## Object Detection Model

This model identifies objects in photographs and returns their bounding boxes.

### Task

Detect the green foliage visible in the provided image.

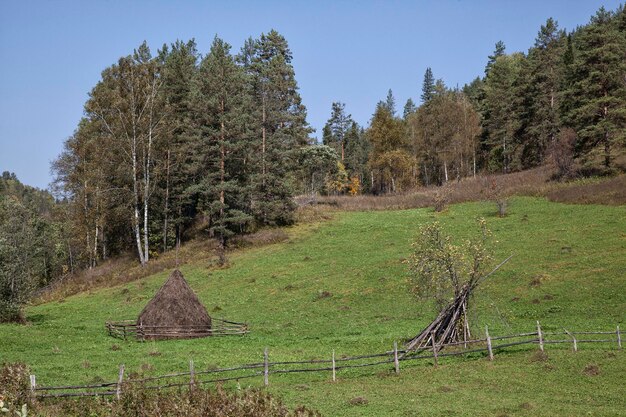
[191,37,254,262]
[322,102,352,161]
[421,67,435,103]
[406,219,492,308]
[297,145,339,195]
[563,6,626,168]
[241,30,312,227]
[0,176,67,322]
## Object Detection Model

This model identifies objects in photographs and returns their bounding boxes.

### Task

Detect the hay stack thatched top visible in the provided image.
[138,269,211,340]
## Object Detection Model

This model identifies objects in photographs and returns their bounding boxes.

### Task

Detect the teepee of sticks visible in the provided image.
[404,255,513,353]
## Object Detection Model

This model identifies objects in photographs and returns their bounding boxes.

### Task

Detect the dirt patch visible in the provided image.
[530,351,549,362]
[349,396,369,406]
[315,290,333,300]
[583,364,600,376]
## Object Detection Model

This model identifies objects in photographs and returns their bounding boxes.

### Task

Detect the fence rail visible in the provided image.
[33,323,622,399]
[105,318,249,341]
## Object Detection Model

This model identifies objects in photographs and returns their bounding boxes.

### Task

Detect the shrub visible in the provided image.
[48,384,321,417]
[0,362,32,409]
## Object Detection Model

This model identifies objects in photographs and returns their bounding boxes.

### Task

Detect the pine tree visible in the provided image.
[322,102,353,161]
[159,39,199,251]
[482,53,525,172]
[343,121,370,191]
[485,41,506,75]
[523,18,566,166]
[421,67,435,103]
[240,30,312,226]
[192,37,253,264]
[385,89,396,115]
[566,7,626,167]
[403,98,417,118]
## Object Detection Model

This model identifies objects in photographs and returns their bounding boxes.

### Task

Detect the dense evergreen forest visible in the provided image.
[1,6,625,321]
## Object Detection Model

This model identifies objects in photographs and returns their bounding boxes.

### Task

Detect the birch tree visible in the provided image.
[85,42,165,266]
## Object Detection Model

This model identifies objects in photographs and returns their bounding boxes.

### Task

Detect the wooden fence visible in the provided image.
[33,322,622,399]
[105,318,249,341]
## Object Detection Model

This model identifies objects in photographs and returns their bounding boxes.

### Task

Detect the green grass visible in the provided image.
[1,197,625,416]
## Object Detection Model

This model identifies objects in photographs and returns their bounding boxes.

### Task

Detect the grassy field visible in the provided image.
[1,197,625,416]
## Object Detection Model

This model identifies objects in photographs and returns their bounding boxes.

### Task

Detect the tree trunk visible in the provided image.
[132,136,146,267]
[163,149,170,252]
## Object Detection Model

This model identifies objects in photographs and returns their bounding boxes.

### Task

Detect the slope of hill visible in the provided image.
[1,197,624,416]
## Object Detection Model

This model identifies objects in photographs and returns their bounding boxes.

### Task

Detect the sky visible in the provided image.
[0,0,622,190]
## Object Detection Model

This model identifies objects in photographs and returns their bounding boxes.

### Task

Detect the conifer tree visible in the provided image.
[485,41,506,75]
[159,40,199,250]
[566,7,626,167]
[523,18,566,166]
[192,37,253,264]
[385,89,396,115]
[322,102,353,161]
[240,30,312,226]
[403,98,417,119]
[421,67,435,103]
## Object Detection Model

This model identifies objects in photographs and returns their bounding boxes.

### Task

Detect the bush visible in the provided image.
[0,362,32,410]
[45,384,321,417]
[0,299,24,324]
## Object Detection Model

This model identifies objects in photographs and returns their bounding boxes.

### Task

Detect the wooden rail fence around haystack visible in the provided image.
[32,322,622,399]
[105,318,249,341]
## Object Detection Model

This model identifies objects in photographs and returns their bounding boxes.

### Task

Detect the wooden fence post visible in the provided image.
[332,350,336,382]
[536,321,544,352]
[617,325,622,350]
[485,326,494,361]
[29,374,36,398]
[431,332,438,367]
[393,341,400,374]
[189,360,195,390]
[563,329,577,352]
[116,364,125,400]
[264,348,269,386]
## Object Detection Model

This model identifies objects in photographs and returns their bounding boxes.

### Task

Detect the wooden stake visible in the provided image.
[564,329,577,352]
[29,375,36,397]
[263,348,269,386]
[536,321,544,352]
[332,350,336,382]
[431,332,438,367]
[617,326,622,350]
[485,326,494,361]
[116,364,125,400]
[393,342,400,374]
[189,360,195,390]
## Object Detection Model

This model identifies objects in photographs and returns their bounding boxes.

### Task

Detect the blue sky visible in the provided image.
[0,0,622,189]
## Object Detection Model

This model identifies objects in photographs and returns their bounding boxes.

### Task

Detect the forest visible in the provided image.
[1,5,624,322]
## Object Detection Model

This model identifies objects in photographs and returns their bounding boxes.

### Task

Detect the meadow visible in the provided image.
[1,197,625,416]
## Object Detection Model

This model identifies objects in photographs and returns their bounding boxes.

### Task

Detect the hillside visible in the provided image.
[1,197,625,416]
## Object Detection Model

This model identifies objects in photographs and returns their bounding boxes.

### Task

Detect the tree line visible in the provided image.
[321,5,625,193]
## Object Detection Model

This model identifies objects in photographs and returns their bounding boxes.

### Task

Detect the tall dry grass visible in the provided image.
[308,167,625,211]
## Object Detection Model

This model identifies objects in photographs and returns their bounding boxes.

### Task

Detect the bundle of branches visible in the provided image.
[404,255,512,353]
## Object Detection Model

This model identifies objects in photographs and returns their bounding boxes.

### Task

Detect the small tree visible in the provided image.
[404,219,497,350]
[406,219,492,309]
[0,198,38,323]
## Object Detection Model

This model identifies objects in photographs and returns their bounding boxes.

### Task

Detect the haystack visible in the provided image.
[137,269,211,340]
